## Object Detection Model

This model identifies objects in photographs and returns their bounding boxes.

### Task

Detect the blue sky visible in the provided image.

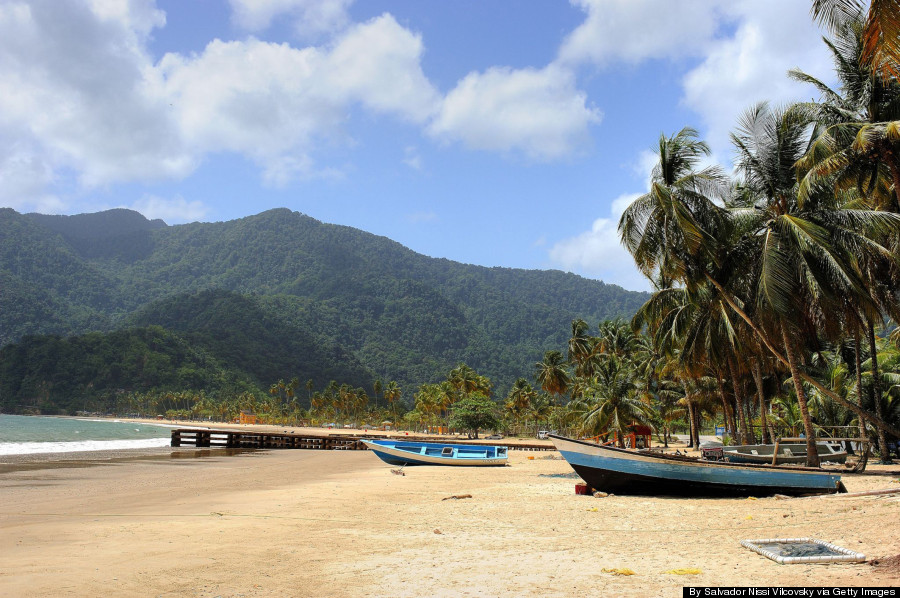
[0,0,836,291]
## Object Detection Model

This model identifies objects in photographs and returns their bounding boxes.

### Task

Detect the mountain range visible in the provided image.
[0,207,649,413]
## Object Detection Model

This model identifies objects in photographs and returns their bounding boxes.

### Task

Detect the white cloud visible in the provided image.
[156,14,438,180]
[129,194,208,224]
[0,1,191,194]
[681,1,834,160]
[0,144,63,213]
[558,0,723,66]
[228,0,352,39]
[429,65,601,160]
[0,5,440,211]
[548,210,650,292]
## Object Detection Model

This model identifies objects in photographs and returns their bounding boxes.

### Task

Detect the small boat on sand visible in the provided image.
[361,439,508,466]
[550,434,845,497]
[723,442,847,465]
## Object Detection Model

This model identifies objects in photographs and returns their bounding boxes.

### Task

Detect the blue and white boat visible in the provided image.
[550,434,845,497]
[361,439,508,466]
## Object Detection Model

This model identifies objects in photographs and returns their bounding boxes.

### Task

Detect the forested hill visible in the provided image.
[0,207,649,413]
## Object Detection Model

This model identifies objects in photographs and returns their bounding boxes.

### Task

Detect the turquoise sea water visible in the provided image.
[0,414,173,455]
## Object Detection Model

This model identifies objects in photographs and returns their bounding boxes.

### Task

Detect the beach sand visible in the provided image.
[1,438,899,597]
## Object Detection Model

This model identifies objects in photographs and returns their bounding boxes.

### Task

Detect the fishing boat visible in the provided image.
[723,442,848,465]
[550,434,845,497]
[360,439,508,466]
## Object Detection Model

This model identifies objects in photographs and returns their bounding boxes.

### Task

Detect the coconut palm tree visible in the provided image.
[618,128,729,290]
[569,355,651,447]
[811,0,900,82]
[505,378,536,433]
[535,350,570,405]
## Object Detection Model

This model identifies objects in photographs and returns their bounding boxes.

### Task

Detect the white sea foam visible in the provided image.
[0,437,172,456]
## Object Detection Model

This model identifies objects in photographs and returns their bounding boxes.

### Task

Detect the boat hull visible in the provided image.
[361,440,508,467]
[723,443,847,465]
[550,435,844,497]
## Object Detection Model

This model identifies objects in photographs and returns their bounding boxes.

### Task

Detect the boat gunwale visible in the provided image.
[548,434,844,474]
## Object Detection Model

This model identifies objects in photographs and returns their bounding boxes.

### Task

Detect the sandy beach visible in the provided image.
[1,431,899,597]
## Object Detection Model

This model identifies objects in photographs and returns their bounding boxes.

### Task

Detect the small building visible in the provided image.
[239,411,258,425]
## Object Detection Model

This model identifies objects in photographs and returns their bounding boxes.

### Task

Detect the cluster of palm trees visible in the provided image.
[615,5,900,466]
[408,364,493,432]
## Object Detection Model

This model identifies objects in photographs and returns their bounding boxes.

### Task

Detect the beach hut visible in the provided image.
[239,411,258,425]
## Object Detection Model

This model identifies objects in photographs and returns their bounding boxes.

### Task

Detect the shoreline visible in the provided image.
[1,444,899,596]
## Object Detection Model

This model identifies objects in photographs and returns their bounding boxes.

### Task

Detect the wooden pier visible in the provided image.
[170,429,554,451]
[170,429,365,450]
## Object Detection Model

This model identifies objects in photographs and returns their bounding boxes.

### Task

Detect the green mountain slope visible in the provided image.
[0,207,649,413]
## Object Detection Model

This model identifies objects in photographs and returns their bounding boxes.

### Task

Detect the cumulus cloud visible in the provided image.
[228,0,352,39]
[681,1,834,160]
[0,144,63,213]
[155,14,438,179]
[558,0,723,66]
[429,65,601,160]
[0,4,440,211]
[548,192,650,292]
[0,1,191,191]
[129,193,208,223]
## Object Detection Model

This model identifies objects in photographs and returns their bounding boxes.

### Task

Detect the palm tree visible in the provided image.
[618,127,729,289]
[384,381,402,429]
[505,378,536,434]
[449,364,480,398]
[569,355,651,447]
[535,351,570,405]
[811,0,900,82]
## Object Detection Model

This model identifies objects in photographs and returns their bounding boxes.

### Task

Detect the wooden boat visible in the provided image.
[549,434,845,497]
[360,439,508,466]
[723,442,847,465]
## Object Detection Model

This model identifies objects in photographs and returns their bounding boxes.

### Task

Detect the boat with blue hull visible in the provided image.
[361,439,508,466]
[550,434,845,497]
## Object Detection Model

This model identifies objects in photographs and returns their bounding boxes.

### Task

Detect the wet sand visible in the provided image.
[1,444,898,597]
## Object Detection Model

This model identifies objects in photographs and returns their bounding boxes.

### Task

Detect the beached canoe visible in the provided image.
[723,442,848,465]
[550,434,845,497]
[361,439,508,466]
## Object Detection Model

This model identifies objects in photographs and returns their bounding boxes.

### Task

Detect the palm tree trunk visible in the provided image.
[867,321,893,463]
[684,388,696,449]
[715,375,737,442]
[852,325,868,455]
[751,360,772,444]
[728,357,750,444]
[692,401,702,448]
[705,274,900,438]
[781,327,820,467]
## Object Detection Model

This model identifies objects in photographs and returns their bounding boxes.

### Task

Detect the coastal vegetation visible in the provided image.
[1,1,898,468]
[0,208,647,415]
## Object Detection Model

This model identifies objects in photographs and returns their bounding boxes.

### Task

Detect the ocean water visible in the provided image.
[0,414,173,456]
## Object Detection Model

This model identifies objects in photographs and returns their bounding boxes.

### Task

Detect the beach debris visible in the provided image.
[772,494,792,500]
[575,483,593,495]
[601,568,635,576]
[664,568,702,575]
[442,494,473,501]
[587,507,598,512]
[746,496,758,501]
[593,491,609,498]
[868,554,900,574]
[390,468,406,476]
[433,529,442,534]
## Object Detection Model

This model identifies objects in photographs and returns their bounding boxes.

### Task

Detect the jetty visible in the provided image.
[170,428,553,451]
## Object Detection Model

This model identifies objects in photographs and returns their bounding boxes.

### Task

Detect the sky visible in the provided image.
[0,0,838,292]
